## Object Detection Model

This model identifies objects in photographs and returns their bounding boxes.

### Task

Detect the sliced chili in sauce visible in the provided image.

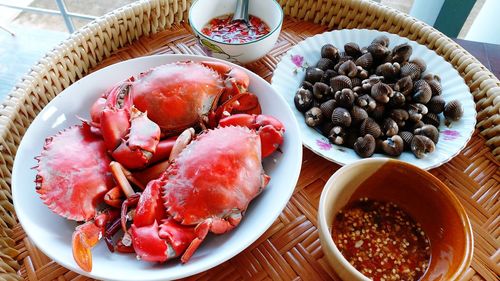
[201,14,271,44]
[332,198,431,281]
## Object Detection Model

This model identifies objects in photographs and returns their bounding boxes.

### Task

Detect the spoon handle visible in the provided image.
[233,0,250,22]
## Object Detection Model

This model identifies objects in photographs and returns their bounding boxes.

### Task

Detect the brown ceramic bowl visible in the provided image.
[318,158,473,280]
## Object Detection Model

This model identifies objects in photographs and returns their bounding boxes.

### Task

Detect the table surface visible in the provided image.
[5,18,500,281]
[454,38,500,78]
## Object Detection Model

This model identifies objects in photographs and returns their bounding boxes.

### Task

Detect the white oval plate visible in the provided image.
[272,29,476,170]
[12,54,302,281]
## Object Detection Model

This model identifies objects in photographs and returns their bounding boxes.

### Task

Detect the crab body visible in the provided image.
[92,61,253,137]
[35,123,114,221]
[128,115,283,263]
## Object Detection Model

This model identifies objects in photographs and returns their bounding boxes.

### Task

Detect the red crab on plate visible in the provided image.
[29,57,299,275]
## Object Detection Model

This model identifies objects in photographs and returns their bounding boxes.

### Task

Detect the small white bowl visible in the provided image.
[189,0,283,64]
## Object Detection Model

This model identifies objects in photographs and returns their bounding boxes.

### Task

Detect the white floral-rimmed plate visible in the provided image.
[12,54,302,281]
[271,29,476,170]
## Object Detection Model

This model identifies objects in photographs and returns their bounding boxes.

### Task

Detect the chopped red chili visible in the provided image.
[201,14,270,44]
[332,198,431,281]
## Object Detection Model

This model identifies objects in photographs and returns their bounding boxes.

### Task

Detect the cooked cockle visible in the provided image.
[376,62,400,80]
[357,94,377,112]
[335,54,354,71]
[391,43,412,64]
[305,67,324,84]
[354,134,376,158]
[382,118,399,137]
[329,126,347,145]
[320,121,334,135]
[344,127,360,148]
[350,106,369,126]
[408,103,428,123]
[411,58,427,72]
[422,112,440,128]
[316,58,335,71]
[399,130,414,149]
[355,52,373,69]
[410,120,425,132]
[320,99,337,119]
[305,107,323,127]
[372,35,390,47]
[444,100,463,122]
[368,43,390,60]
[351,77,362,88]
[390,109,409,128]
[330,75,353,93]
[360,117,382,139]
[394,76,413,96]
[322,69,337,84]
[294,88,314,112]
[427,96,445,114]
[400,61,422,81]
[313,82,330,100]
[411,135,436,159]
[331,107,352,127]
[412,80,432,104]
[388,91,406,108]
[414,125,439,144]
[321,44,340,62]
[335,88,356,108]
[382,135,404,156]
[344,42,362,58]
[338,60,358,77]
[371,102,386,120]
[423,74,442,96]
[301,80,313,91]
[358,68,369,80]
[371,82,394,103]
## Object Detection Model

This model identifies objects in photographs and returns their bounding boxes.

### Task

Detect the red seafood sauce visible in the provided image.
[201,14,270,44]
[332,198,431,281]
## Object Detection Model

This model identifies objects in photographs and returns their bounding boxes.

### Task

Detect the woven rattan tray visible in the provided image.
[1,0,498,280]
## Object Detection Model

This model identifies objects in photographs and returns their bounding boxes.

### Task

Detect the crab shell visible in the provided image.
[35,123,114,221]
[103,61,250,136]
[162,126,269,226]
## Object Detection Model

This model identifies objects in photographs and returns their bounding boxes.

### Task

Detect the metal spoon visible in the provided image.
[232,0,250,23]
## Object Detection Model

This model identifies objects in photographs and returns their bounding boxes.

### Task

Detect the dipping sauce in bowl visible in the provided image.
[333,198,431,280]
[318,158,473,281]
[189,0,283,64]
[201,14,271,44]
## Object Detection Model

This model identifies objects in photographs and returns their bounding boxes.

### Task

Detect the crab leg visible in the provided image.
[219,114,285,157]
[110,162,137,197]
[181,215,242,263]
[103,186,124,208]
[94,82,162,170]
[72,210,119,272]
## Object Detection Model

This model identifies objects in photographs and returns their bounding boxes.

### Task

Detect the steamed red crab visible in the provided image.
[34,60,285,272]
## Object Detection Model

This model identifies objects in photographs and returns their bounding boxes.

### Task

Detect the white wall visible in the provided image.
[464,0,500,44]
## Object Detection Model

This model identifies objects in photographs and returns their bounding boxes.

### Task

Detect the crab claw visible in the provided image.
[110,108,161,169]
[103,186,124,208]
[218,114,285,157]
[129,180,197,262]
[201,61,249,91]
[130,218,197,262]
[72,210,119,272]
[97,83,161,170]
